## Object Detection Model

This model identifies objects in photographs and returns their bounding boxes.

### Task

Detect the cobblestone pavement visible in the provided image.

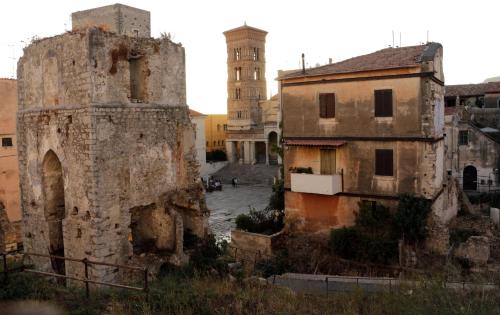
[206,183,272,240]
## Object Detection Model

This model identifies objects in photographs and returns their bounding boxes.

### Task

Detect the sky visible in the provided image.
[0,0,498,114]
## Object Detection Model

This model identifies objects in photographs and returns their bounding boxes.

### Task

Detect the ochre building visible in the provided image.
[279,43,457,234]
[205,114,227,152]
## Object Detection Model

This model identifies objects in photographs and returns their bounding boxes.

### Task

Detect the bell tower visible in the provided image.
[224,24,267,131]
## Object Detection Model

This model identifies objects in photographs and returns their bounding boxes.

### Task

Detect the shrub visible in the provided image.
[206,150,227,162]
[269,179,284,211]
[449,228,480,246]
[289,166,313,174]
[393,194,431,244]
[235,207,284,235]
[329,227,397,264]
[355,202,392,236]
[189,234,228,273]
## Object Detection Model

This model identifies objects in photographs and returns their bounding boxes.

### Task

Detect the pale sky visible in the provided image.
[0,0,498,114]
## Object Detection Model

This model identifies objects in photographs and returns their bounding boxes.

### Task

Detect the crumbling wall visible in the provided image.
[17,24,207,283]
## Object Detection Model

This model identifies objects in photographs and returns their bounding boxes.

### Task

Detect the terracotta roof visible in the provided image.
[280,42,442,80]
[284,139,347,147]
[445,82,500,97]
[223,24,267,35]
[189,109,205,117]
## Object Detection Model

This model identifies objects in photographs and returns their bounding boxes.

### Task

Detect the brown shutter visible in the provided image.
[319,94,327,118]
[375,149,393,176]
[327,93,335,118]
[375,89,393,117]
[321,149,336,175]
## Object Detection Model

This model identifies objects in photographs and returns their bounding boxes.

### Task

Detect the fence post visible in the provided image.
[83,258,90,299]
[144,268,149,302]
[325,277,329,297]
[2,254,7,281]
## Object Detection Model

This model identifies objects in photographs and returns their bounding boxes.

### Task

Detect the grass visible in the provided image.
[1,271,499,315]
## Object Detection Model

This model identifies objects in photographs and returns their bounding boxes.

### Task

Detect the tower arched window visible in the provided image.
[252,48,259,61]
[235,67,241,81]
[253,67,260,80]
[235,88,241,100]
[234,48,241,61]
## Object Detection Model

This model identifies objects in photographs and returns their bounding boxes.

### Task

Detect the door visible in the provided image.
[463,165,477,191]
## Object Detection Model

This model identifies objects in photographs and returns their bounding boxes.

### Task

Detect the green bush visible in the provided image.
[289,166,313,174]
[206,150,227,162]
[393,194,431,244]
[329,227,398,264]
[355,202,393,236]
[189,234,228,273]
[268,179,284,211]
[235,207,284,235]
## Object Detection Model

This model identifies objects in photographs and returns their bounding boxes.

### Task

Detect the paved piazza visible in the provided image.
[206,184,273,240]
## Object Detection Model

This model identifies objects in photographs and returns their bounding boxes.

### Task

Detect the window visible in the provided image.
[234,48,241,61]
[217,124,221,131]
[129,58,145,101]
[320,149,336,175]
[237,111,242,119]
[2,137,13,147]
[223,124,228,131]
[252,48,259,61]
[213,141,216,146]
[459,130,469,145]
[206,141,209,146]
[235,67,241,81]
[375,149,393,176]
[235,88,241,100]
[374,89,393,117]
[253,67,260,80]
[319,93,335,118]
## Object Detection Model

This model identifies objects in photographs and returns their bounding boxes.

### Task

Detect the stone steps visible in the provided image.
[210,163,279,185]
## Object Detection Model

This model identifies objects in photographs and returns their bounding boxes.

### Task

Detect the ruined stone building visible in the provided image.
[444,82,500,192]
[279,43,457,234]
[0,78,22,251]
[17,4,208,282]
[224,25,280,165]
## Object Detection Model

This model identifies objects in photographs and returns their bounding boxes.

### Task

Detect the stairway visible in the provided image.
[210,163,279,185]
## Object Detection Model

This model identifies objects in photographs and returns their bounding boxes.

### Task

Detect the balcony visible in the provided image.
[291,173,343,195]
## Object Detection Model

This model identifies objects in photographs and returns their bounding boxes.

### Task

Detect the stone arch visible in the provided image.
[463,165,477,191]
[42,150,66,275]
[268,131,278,164]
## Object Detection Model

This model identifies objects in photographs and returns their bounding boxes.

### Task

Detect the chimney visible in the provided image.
[328,58,332,64]
[301,53,305,74]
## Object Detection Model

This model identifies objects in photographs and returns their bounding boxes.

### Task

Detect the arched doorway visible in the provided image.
[42,150,66,275]
[268,131,278,164]
[463,165,477,191]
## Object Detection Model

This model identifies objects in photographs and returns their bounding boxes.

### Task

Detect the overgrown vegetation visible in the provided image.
[329,194,432,264]
[235,207,284,235]
[450,228,481,246]
[468,192,500,208]
[206,150,227,162]
[268,179,284,211]
[1,271,499,314]
[289,166,313,174]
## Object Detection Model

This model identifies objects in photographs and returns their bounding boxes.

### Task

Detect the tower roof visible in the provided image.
[223,24,267,35]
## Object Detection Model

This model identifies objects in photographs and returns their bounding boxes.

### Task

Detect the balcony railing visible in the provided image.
[291,173,343,195]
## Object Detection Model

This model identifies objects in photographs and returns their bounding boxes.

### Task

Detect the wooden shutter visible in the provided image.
[319,94,327,118]
[321,149,336,175]
[375,149,393,176]
[326,93,335,118]
[319,93,335,118]
[375,89,393,117]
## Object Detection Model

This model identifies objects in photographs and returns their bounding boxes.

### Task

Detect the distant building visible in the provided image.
[223,24,280,165]
[444,82,500,192]
[0,79,21,223]
[205,114,228,153]
[189,109,207,173]
[279,43,457,233]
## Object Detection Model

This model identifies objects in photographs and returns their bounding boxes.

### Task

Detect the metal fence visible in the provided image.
[1,251,149,299]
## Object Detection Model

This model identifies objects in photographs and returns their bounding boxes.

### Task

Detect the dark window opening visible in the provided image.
[2,137,13,147]
[459,130,469,145]
[129,57,146,102]
[235,48,241,61]
[375,149,393,176]
[235,88,241,100]
[252,48,259,61]
[235,67,241,81]
[375,89,393,117]
[319,93,335,118]
[223,124,228,131]
[445,97,456,107]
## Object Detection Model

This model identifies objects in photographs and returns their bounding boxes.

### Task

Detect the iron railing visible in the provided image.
[1,251,149,299]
